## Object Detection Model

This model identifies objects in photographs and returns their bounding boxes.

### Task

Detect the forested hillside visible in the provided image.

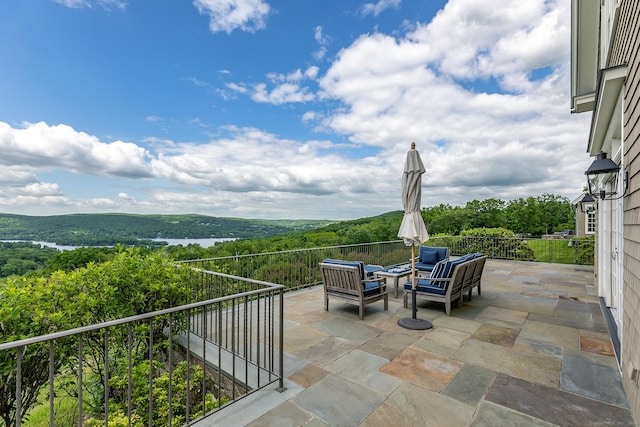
[0,213,330,245]
[0,194,576,277]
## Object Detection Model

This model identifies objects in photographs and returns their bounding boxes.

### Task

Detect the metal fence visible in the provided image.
[427,236,595,265]
[0,269,285,427]
[181,240,413,291]
[181,238,594,293]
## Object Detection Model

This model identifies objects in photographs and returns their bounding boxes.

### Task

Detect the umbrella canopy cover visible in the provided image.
[398,144,429,246]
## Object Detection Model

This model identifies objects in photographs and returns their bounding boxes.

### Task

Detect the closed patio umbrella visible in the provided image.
[397,142,432,330]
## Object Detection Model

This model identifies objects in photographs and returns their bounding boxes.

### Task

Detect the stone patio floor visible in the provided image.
[201,259,636,427]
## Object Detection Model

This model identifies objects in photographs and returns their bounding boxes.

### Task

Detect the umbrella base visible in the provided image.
[397,317,433,330]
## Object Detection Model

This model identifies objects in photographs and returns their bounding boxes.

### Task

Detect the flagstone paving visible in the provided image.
[200,259,636,426]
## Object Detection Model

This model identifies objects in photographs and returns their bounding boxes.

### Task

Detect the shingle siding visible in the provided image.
[620,0,640,420]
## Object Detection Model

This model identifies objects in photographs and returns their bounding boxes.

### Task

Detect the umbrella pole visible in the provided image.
[398,244,433,330]
[411,245,417,319]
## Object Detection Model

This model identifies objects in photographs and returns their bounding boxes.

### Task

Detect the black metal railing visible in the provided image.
[0,269,284,426]
[181,238,594,294]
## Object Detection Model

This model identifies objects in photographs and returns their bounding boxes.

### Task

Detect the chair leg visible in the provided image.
[445,301,451,316]
[384,294,388,311]
[478,283,481,295]
[325,295,329,312]
[359,305,364,320]
[403,293,408,309]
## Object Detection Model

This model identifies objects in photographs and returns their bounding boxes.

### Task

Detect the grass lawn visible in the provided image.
[23,374,80,427]
[526,239,577,264]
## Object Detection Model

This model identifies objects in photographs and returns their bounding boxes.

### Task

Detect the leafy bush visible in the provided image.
[85,361,225,427]
[572,236,595,265]
[431,228,535,261]
[1,248,203,425]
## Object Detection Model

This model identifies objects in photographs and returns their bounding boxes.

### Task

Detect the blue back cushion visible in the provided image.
[323,259,365,280]
[419,247,439,264]
[419,247,449,264]
[429,259,447,279]
[430,258,465,289]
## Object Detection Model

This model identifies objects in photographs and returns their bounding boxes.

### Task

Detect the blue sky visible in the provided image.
[0,0,591,220]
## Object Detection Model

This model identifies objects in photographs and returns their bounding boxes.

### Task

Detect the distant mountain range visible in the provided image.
[0,213,332,246]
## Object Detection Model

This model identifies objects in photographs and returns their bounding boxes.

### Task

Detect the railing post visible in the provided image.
[276,287,286,392]
[16,347,22,427]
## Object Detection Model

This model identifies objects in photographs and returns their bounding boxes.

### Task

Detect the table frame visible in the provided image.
[374,265,413,298]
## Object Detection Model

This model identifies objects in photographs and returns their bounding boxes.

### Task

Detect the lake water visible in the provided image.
[1,238,236,251]
[148,238,236,247]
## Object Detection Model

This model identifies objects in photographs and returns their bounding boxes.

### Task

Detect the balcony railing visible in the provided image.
[181,238,594,291]
[180,240,413,291]
[0,269,285,426]
[428,236,595,265]
[0,237,594,425]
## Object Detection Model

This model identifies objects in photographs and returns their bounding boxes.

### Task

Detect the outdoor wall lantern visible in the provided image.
[584,151,628,201]
[579,193,596,213]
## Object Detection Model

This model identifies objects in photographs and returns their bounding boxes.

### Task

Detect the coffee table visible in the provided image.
[374,264,413,298]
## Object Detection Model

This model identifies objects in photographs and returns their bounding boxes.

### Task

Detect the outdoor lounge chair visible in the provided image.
[319,261,388,320]
[403,257,470,315]
[466,255,487,299]
[414,246,450,275]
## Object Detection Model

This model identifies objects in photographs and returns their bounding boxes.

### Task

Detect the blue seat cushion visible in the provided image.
[415,262,435,272]
[404,279,447,295]
[363,281,386,297]
[364,264,384,277]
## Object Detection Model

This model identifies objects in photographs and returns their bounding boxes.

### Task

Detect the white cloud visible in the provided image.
[312,0,590,207]
[407,0,567,83]
[313,25,332,60]
[193,0,270,34]
[88,198,119,209]
[0,120,399,219]
[19,183,63,197]
[230,67,319,105]
[226,82,248,93]
[53,0,127,10]
[362,0,401,17]
[0,121,153,178]
[252,83,315,104]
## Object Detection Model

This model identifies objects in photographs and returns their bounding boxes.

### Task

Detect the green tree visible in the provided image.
[536,193,574,234]
[504,197,542,236]
[465,198,506,229]
[0,248,201,424]
[0,275,82,425]
[44,246,119,272]
[423,204,472,235]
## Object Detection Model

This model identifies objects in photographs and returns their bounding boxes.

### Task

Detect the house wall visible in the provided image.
[576,209,586,236]
[575,208,591,237]
[613,1,640,419]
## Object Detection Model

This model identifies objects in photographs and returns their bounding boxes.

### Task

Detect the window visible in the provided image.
[586,209,596,234]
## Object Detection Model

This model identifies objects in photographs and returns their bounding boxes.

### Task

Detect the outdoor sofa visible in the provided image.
[319,259,388,320]
[404,252,486,315]
[414,246,450,275]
